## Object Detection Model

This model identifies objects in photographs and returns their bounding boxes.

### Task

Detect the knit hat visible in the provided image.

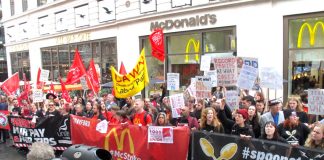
[284,109,297,120]
[237,109,248,120]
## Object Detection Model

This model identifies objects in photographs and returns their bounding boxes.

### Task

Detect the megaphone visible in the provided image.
[61,145,112,160]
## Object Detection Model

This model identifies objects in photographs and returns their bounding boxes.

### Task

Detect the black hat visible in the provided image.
[46,93,57,99]
[268,98,281,106]
[284,109,297,119]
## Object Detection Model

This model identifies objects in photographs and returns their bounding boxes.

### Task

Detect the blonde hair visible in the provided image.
[304,124,324,149]
[200,108,222,131]
[285,96,304,112]
[27,142,55,160]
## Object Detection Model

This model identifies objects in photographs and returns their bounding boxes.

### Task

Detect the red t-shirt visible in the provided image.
[132,111,152,126]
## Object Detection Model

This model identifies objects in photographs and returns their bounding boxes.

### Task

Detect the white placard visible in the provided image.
[33,89,44,102]
[96,120,108,134]
[200,55,211,71]
[39,69,50,82]
[204,70,217,87]
[213,57,237,86]
[237,65,258,90]
[148,126,173,144]
[167,73,179,90]
[260,67,283,89]
[225,90,239,111]
[195,76,212,99]
[80,77,88,90]
[169,93,185,118]
[308,89,324,115]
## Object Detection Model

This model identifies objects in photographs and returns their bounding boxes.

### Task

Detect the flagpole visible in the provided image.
[86,74,98,98]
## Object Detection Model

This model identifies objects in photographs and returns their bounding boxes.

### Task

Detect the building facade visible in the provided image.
[2,0,324,98]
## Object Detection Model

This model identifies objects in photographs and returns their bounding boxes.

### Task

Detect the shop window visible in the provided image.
[22,0,28,12]
[203,29,236,53]
[37,0,47,7]
[78,44,91,67]
[287,16,324,95]
[10,0,15,16]
[10,51,30,80]
[101,39,117,83]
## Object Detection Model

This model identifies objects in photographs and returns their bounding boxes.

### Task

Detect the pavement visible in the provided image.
[0,141,26,160]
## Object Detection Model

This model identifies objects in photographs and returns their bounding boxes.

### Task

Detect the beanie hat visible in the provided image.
[284,109,297,120]
[237,109,248,120]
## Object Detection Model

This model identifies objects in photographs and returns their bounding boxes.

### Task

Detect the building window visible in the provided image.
[41,38,117,83]
[141,27,236,97]
[285,14,324,95]
[22,0,28,12]
[10,0,15,16]
[10,51,30,80]
[37,0,47,6]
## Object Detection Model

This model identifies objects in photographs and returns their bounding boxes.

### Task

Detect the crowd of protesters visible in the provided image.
[0,86,323,151]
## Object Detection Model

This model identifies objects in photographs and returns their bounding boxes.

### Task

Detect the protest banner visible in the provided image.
[110,49,149,98]
[169,93,185,118]
[32,89,43,103]
[213,57,237,86]
[308,89,324,115]
[260,67,283,89]
[148,126,173,144]
[200,55,211,71]
[39,69,50,82]
[225,90,239,111]
[167,73,180,91]
[0,111,10,130]
[195,76,212,99]
[237,64,259,90]
[192,131,324,160]
[204,70,217,87]
[8,115,71,150]
[70,115,190,160]
[80,76,88,90]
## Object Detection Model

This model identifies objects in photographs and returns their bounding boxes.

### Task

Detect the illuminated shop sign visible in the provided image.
[150,14,217,31]
[297,21,324,48]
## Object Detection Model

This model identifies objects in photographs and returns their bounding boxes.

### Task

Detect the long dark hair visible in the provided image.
[262,121,280,140]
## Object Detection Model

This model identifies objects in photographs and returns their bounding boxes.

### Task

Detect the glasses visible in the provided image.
[49,104,54,106]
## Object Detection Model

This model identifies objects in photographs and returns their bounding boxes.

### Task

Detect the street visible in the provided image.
[0,141,26,160]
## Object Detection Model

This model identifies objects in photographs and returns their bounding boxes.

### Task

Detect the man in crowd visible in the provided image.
[240,95,255,110]
[177,105,199,131]
[132,98,152,126]
[260,98,285,135]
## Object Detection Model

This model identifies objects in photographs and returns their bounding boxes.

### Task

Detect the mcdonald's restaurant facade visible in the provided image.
[3,0,324,98]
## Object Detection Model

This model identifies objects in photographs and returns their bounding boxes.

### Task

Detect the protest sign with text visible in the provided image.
[200,55,211,71]
[167,73,180,90]
[308,89,324,115]
[204,70,217,87]
[32,89,43,103]
[195,76,212,99]
[237,65,258,90]
[260,67,283,89]
[213,57,237,86]
[169,93,185,118]
[225,90,239,111]
[148,126,173,144]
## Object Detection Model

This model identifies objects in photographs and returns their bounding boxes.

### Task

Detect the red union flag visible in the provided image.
[0,72,19,96]
[60,78,71,103]
[86,59,100,93]
[149,28,165,62]
[0,111,10,130]
[65,48,87,84]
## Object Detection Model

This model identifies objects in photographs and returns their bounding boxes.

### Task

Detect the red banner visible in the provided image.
[60,78,72,103]
[70,115,190,160]
[0,72,19,96]
[86,59,100,93]
[0,111,10,130]
[65,48,87,84]
[149,28,165,62]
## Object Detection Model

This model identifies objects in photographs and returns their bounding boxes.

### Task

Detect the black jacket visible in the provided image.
[231,123,255,137]
[278,122,310,146]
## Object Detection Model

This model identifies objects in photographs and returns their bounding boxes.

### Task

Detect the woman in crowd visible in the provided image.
[254,91,265,102]
[115,110,131,124]
[278,109,310,146]
[284,97,308,124]
[200,108,224,133]
[261,121,287,143]
[91,103,106,121]
[85,102,94,118]
[74,104,86,117]
[247,105,261,138]
[304,123,324,149]
[154,112,171,126]
[193,99,205,121]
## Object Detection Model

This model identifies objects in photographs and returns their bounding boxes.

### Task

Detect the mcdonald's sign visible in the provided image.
[297,21,324,48]
[185,38,209,63]
[104,128,137,160]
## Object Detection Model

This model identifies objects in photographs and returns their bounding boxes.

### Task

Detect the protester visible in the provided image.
[284,97,308,124]
[260,98,285,135]
[115,110,131,124]
[200,108,224,133]
[91,103,106,121]
[154,112,171,126]
[74,104,86,117]
[261,121,287,143]
[231,109,254,137]
[106,94,117,110]
[213,86,224,99]
[84,102,94,118]
[132,98,152,126]
[240,95,255,109]
[122,97,133,111]
[278,109,310,146]
[193,99,205,122]
[304,123,324,149]
[246,105,261,138]
[177,105,199,130]
[254,91,265,102]
[46,101,60,117]
[255,100,266,115]
[0,95,8,143]
[11,98,22,116]
[7,95,15,112]
[27,142,55,160]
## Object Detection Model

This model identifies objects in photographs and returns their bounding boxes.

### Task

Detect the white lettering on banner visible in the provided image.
[110,150,141,160]
[242,147,303,160]
[73,118,90,127]
[13,127,45,137]
[12,127,57,145]
[148,126,173,144]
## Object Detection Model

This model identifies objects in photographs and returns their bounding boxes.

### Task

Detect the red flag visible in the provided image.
[36,67,45,89]
[60,78,72,103]
[0,111,10,130]
[86,59,100,93]
[65,48,87,84]
[0,72,19,96]
[119,61,127,75]
[18,73,31,102]
[149,28,165,62]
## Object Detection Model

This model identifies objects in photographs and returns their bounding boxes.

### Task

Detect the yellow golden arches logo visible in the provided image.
[297,21,324,48]
[185,38,209,63]
[104,128,135,160]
